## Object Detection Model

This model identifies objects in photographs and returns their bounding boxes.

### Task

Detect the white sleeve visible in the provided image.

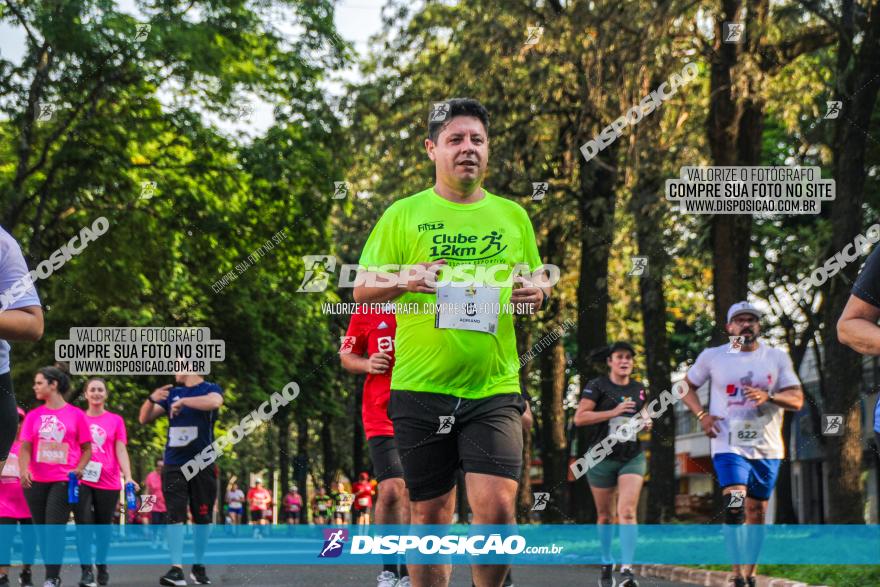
[687,348,712,388]
[0,232,41,310]
[776,349,801,390]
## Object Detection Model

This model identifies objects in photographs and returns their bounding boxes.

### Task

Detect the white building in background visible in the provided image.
[673,346,879,523]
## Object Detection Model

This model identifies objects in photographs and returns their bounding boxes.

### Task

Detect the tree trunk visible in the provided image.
[295,413,310,520]
[517,328,533,523]
[631,173,675,523]
[278,411,290,499]
[538,334,568,522]
[353,388,365,480]
[321,418,337,488]
[574,142,619,523]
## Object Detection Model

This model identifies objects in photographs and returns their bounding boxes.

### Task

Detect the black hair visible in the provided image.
[427,98,490,143]
[37,366,70,396]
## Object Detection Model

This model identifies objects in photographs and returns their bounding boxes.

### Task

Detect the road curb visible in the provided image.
[631,565,829,587]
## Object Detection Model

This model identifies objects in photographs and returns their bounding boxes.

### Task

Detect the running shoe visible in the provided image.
[376,571,398,587]
[745,578,756,587]
[729,578,746,587]
[78,567,96,587]
[158,567,186,586]
[96,566,108,586]
[1,573,10,586]
[19,567,33,587]
[619,567,639,587]
[42,580,61,587]
[598,564,613,587]
[397,578,410,587]
[189,566,210,585]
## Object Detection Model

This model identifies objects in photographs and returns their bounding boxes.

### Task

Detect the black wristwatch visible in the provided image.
[540,290,550,310]
[147,396,159,405]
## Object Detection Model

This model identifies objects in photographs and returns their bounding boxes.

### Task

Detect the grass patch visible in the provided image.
[693,565,880,586]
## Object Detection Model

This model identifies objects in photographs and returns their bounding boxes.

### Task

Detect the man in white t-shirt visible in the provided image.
[680,301,803,587]
[0,227,43,473]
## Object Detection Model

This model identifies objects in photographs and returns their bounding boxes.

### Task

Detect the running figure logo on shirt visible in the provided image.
[90,424,107,454]
[38,415,66,442]
[319,529,348,558]
[532,492,549,511]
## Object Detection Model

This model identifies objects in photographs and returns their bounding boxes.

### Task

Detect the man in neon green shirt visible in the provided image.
[354,98,550,587]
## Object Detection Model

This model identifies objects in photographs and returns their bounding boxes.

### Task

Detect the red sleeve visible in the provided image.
[342,309,368,356]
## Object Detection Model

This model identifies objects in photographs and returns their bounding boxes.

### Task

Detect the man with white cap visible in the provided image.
[679,301,804,587]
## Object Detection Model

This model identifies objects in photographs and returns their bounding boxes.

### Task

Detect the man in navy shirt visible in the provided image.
[139,370,223,586]
[838,243,880,457]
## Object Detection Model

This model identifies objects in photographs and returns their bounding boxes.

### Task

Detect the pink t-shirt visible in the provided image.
[82,411,127,490]
[144,470,166,513]
[20,403,91,483]
[0,442,32,519]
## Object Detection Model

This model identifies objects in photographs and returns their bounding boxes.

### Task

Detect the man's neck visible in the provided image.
[180,375,204,387]
[433,181,484,203]
[739,339,761,352]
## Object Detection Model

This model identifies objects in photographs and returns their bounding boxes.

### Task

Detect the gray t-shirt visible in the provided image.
[0,227,41,374]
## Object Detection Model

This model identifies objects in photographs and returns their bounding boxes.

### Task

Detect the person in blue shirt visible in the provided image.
[138,370,223,586]
[838,243,880,455]
[0,227,43,474]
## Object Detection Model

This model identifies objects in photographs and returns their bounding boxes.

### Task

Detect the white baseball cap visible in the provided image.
[727,301,763,323]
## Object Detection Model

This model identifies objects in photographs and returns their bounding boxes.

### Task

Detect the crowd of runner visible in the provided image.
[1,97,878,587]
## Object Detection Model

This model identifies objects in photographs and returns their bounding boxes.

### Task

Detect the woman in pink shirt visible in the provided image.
[75,378,137,587]
[0,407,36,587]
[18,367,91,587]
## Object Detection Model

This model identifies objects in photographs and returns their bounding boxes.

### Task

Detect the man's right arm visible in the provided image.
[838,295,880,355]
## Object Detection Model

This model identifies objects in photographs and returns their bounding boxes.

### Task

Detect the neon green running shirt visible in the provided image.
[359,187,543,399]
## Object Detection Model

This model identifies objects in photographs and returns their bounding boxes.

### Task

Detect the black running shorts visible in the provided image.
[387,390,525,501]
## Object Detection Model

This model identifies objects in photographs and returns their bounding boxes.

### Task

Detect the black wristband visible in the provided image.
[147,396,159,405]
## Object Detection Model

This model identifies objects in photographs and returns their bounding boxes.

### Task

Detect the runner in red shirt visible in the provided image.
[246,479,272,538]
[352,472,376,526]
[340,304,409,586]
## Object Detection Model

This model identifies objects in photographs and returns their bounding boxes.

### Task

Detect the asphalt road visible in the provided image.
[20,564,694,586]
